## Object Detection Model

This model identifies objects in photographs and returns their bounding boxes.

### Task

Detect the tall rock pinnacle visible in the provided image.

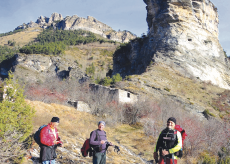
[113,0,230,89]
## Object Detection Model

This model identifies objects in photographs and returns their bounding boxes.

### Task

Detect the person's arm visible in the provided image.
[40,127,54,146]
[154,132,162,153]
[90,130,101,146]
[169,131,182,154]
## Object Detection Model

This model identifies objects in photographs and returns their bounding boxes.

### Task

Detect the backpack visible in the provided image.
[81,130,106,157]
[34,125,47,146]
[174,125,187,158]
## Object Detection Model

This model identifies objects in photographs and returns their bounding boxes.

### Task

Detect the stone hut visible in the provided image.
[89,84,138,104]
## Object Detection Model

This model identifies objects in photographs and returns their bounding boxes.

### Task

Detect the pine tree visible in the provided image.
[0,73,35,163]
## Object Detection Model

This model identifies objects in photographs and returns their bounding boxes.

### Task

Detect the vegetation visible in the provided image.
[19,29,116,55]
[86,63,96,76]
[0,45,19,63]
[95,73,123,86]
[0,29,24,37]
[0,73,35,163]
[20,41,66,55]
[20,70,230,163]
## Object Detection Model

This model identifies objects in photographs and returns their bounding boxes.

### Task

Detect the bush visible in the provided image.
[198,152,217,164]
[112,73,122,83]
[86,63,95,76]
[102,77,112,86]
[0,73,35,163]
[0,45,18,63]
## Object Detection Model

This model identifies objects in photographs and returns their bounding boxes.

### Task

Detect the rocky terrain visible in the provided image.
[113,0,230,89]
[1,1,230,163]
[0,53,87,84]
[16,13,136,43]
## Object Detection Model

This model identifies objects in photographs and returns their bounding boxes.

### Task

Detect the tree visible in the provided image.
[112,73,122,84]
[0,73,35,163]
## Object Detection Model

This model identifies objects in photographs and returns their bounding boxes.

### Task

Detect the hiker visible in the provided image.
[39,117,63,164]
[153,117,182,164]
[90,121,113,164]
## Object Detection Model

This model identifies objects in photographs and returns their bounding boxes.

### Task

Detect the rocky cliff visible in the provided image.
[0,53,87,83]
[16,13,136,43]
[113,0,230,89]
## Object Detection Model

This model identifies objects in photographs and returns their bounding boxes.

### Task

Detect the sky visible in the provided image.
[0,0,229,54]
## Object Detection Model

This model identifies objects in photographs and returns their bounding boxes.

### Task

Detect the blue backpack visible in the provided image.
[34,125,47,146]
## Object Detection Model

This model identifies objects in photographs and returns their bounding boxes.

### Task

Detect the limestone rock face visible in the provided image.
[27,21,39,28]
[36,16,47,25]
[48,13,63,24]
[58,15,136,43]
[0,54,86,83]
[16,13,136,43]
[113,0,230,89]
[61,15,112,36]
[106,30,136,43]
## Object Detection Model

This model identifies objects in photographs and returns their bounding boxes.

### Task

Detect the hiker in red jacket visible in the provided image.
[40,117,63,164]
[153,117,182,164]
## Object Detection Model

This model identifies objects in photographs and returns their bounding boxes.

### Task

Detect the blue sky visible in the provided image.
[0,0,229,54]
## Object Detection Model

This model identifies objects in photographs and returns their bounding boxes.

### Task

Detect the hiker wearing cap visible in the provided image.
[153,117,182,164]
[39,117,63,164]
[90,121,113,164]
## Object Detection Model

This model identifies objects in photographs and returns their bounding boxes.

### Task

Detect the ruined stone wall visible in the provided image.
[89,84,137,104]
[118,89,138,104]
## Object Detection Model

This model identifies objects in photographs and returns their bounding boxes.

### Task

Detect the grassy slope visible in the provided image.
[120,63,225,118]
[0,27,118,80]
[65,42,118,79]
[27,100,154,164]
[0,27,42,47]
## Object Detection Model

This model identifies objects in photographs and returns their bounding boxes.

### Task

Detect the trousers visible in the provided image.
[93,152,106,164]
[158,157,177,164]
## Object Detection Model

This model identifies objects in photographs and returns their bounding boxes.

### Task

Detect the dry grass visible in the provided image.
[124,63,225,116]
[65,43,118,79]
[0,27,42,47]
[26,100,150,163]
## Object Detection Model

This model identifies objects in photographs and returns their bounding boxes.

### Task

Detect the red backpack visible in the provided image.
[81,139,92,157]
[174,125,187,158]
[81,130,100,157]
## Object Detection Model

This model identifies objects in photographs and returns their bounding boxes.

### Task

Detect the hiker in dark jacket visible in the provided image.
[90,121,112,164]
[40,117,63,164]
[153,117,182,164]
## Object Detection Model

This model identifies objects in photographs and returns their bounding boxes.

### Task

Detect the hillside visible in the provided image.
[26,100,155,164]
[1,1,230,163]
[0,27,42,47]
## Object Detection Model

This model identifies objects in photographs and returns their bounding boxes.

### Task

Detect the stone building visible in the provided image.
[89,84,138,104]
[67,100,90,112]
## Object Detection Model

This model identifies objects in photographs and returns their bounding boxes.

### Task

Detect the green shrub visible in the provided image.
[0,45,19,63]
[164,87,171,92]
[112,73,122,83]
[86,63,95,75]
[95,77,101,84]
[198,152,217,164]
[125,75,132,80]
[203,109,216,118]
[0,73,35,163]
[102,77,112,86]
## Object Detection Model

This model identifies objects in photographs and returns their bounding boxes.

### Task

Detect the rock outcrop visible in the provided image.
[16,13,136,43]
[0,54,87,83]
[113,0,230,89]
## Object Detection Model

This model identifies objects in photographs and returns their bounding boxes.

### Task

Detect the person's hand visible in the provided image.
[57,141,63,147]
[162,150,169,156]
[101,140,105,144]
[53,140,58,145]
[154,152,158,159]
